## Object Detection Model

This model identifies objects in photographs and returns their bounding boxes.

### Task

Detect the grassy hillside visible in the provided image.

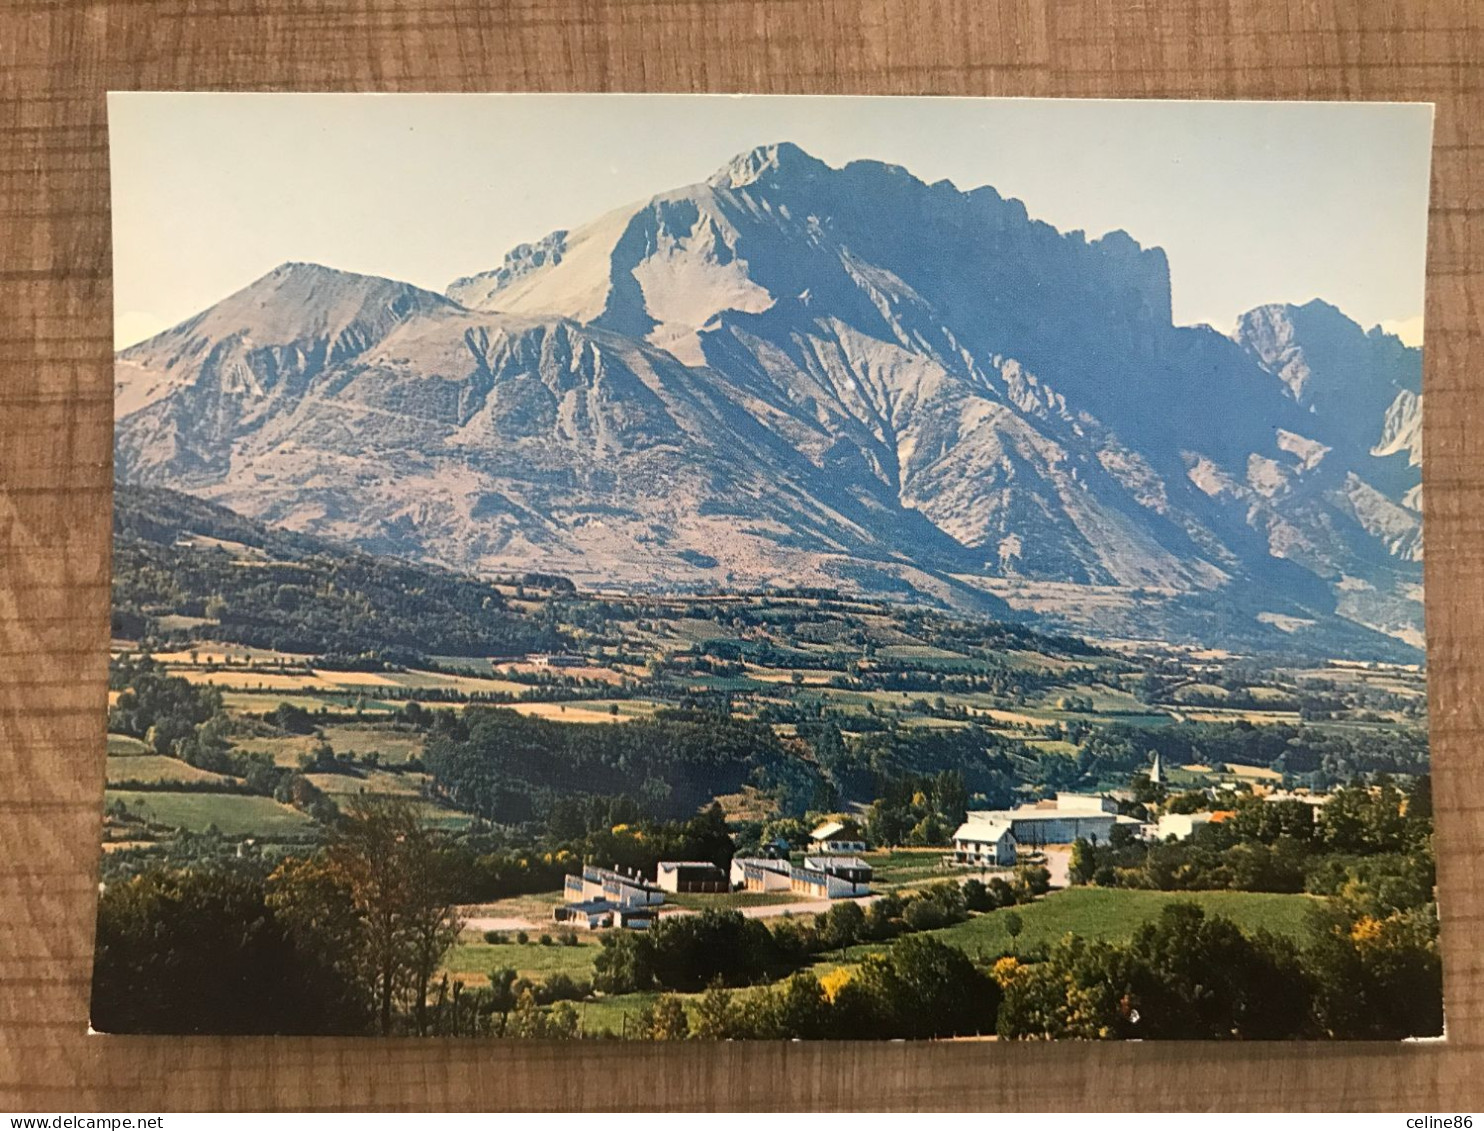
[925,887,1318,953]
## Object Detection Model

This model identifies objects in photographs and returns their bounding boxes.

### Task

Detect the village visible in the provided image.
[536,756,1340,934]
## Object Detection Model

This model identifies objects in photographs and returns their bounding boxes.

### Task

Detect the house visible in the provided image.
[790,855,872,899]
[963,792,1135,847]
[552,899,657,930]
[656,861,729,894]
[731,857,792,892]
[1154,811,1214,841]
[564,865,665,909]
[809,820,867,855]
[950,819,1017,866]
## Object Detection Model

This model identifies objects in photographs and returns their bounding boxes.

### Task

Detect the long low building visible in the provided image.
[564,866,665,908]
[553,899,657,930]
[731,856,792,892]
[656,861,729,893]
[791,855,872,899]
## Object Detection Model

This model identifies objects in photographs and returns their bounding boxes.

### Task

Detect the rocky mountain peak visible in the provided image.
[446,231,569,309]
[707,141,830,190]
[1234,298,1421,445]
[120,261,456,362]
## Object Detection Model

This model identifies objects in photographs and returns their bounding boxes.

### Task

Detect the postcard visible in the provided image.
[98,92,1437,1040]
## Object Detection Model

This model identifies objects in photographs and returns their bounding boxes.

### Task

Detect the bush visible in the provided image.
[515,930,529,945]
[538,972,592,1004]
[1013,864,1052,899]
[539,933,554,947]
[647,909,781,991]
[987,877,1018,908]
[903,895,956,932]
[92,868,369,1035]
[483,930,506,945]
[962,877,994,912]
[593,930,656,994]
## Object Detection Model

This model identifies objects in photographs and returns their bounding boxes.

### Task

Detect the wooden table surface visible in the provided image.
[1,0,1480,1111]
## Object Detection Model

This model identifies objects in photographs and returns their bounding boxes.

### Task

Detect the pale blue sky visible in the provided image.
[109,93,1433,349]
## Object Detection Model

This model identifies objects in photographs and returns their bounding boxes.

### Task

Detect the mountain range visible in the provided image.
[114,142,1424,659]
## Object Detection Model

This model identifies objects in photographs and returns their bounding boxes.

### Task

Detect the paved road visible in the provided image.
[1040,845,1073,889]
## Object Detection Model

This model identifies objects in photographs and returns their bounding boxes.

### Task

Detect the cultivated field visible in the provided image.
[105,790,317,837]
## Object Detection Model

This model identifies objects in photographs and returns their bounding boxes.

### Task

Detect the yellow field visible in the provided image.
[106,754,237,786]
[177,669,349,691]
[1175,708,1299,725]
[152,646,312,665]
[964,706,1049,727]
[305,768,428,798]
[384,669,527,694]
[219,692,393,716]
[748,667,840,685]
[1224,762,1283,782]
[147,650,527,698]
[229,733,322,766]
[320,724,424,763]
[505,701,639,724]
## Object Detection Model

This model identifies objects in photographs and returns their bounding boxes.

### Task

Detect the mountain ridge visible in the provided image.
[114,142,1425,659]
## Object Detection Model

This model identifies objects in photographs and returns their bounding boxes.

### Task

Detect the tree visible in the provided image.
[848,935,999,1039]
[264,853,367,1008]
[773,973,832,1039]
[962,877,994,912]
[93,867,368,1035]
[1121,903,1312,1039]
[691,977,738,1040]
[637,994,690,1040]
[1069,838,1099,886]
[1003,911,1024,953]
[507,988,548,1038]
[487,967,519,1035]
[547,1000,580,1039]
[593,930,655,994]
[1306,903,1442,1039]
[325,797,462,1035]
[819,900,866,952]
[645,909,778,990]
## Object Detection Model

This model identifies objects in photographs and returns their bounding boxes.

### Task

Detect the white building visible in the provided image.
[1154,811,1214,841]
[732,857,792,892]
[564,866,665,908]
[809,820,867,855]
[965,792,1135,847]
[655,861,728,893]
[553,900,657,930]
[791,855,872,899]
[950,819,1017,867]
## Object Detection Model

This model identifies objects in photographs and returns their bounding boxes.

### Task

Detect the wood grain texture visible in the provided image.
[1,0,1480,1111]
